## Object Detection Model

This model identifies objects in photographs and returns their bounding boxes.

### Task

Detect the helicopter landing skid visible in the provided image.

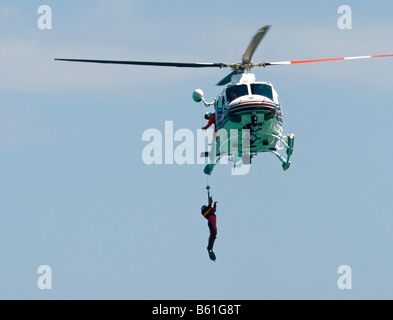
[204,155,222,175]
[271,133,294,171]
[202,134,294,174]
[204,163,215,175]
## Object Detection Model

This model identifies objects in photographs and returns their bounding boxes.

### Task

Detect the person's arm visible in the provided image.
[203,115,216,130]
[210,200,217,215]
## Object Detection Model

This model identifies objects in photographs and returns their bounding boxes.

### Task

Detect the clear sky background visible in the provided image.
[1,0,393,300]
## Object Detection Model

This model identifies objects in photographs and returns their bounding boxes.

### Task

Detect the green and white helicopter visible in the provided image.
[56,25,393,175]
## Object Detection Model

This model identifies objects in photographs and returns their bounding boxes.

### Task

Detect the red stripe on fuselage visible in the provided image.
[230,101,275,108]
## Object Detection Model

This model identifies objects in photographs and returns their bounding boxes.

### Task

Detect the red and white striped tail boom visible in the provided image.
[266,54,393,65]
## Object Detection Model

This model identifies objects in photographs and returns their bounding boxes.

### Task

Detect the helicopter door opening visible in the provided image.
[226,85,249,104]
[250,83,274,101]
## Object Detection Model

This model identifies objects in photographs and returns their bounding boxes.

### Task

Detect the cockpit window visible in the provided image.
[251,84,273,101]
[226,85,249,103]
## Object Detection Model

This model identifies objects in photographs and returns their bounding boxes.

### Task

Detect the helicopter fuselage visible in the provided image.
[214,73,283,158]
[55,23,393,175]
[196,72,294,174]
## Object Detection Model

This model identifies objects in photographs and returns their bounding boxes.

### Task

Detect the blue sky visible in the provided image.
[1,0,393,300]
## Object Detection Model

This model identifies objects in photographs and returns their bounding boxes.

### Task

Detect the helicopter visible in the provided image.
[55,25,393,175]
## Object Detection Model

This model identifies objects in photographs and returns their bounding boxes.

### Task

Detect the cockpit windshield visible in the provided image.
[226,85,249,103]
[250,84,274,101]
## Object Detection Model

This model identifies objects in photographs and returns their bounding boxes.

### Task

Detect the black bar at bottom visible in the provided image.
[133,300,268,318]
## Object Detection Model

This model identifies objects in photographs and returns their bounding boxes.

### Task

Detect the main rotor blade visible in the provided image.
[55,58,225,68]
[265,54,393,66]
[242,25,271,65]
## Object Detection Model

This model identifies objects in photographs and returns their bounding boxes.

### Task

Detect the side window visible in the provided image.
[276,96,283,117]
[214,94,224,125]
[218,96,224,110]
[216,95,223,115]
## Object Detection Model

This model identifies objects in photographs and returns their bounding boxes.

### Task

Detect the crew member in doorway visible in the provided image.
[202,112,217,139]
